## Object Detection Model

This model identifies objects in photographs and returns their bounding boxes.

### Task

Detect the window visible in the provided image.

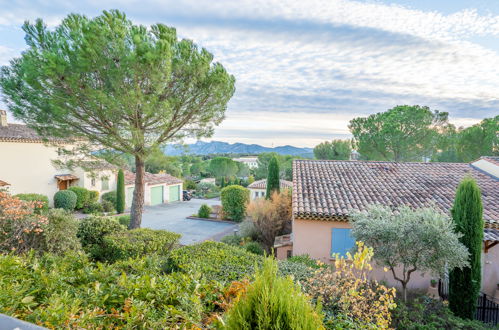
[331,228,355,258]
[101,177,109,190]
[286,250,292,258]
[91,178,96,187]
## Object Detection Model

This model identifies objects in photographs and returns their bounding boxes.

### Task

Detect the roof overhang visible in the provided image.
[54,174,79,181]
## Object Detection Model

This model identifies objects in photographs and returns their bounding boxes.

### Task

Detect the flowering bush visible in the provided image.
[305,242,397,329]
[0,191,48,253]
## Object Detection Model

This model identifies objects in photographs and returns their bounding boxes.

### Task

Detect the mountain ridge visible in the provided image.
[164,141,313,157]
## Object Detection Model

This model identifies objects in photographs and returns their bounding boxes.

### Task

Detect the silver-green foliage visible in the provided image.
[350,204,469,301]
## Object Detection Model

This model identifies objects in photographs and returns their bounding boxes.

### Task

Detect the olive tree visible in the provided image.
[0,11,235,228]
[350,204,469,302]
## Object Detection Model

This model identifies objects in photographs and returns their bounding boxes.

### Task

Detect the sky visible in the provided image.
[0,0,498,147]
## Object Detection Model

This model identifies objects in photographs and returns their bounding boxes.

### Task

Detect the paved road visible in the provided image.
[141,198,238,245]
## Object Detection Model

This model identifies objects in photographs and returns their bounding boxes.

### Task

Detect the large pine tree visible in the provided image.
[266,156,280,199]
[448,177,483,319]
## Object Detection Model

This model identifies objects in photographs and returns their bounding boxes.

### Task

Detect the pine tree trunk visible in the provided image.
[129,156,145,229]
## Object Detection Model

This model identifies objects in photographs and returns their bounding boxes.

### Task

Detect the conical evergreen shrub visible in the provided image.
[116,169,125,214]
[265,156,280,199]
[449,177,483,319]
[223,257,324,329]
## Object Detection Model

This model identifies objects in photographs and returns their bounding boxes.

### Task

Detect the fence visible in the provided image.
[439,278,499,326]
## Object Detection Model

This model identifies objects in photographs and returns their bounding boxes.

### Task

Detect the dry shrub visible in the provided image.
[246,191,292,252]
[305,242,397,329]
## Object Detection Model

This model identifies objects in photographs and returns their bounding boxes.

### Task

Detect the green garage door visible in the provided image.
[169,185,180,202]
[150,186,164,206]
[126,187,134,208]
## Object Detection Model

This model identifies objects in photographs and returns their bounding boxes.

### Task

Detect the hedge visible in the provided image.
[102,191,117,206]
[54,190,77,211]
[14,193,49,213]
[76,216,126,261]
[198,204,211,218]
[68,186,90,210]
[220,185,249,222]
[101,228,181,262]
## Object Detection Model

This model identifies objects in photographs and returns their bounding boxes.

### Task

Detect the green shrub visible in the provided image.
[117,214,131,227]
[68,186,90,209]
[14,193,49,213]
[101,228,181,262]
[101,190,117,206]
[54,190,77,211]
[184,179,197,190]
[198,204,212,218]
[116,169,125,214]
[41,209,82,254]
[287,254,322,269]
[81,201,104,214]
[167,241,263,283]
[239,219,260,241]
[77,216,126,260]
[0,252,211,328]
[243,241,264,255]
[392,296,492,330]
[102,200,115,213]
[222,257,323,329]
[88,190,99,203]
[278,259,316,283]
[220,185,249,222]
[220,234,243,246]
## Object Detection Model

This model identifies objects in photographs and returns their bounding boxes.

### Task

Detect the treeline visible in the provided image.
[314,105,498,163]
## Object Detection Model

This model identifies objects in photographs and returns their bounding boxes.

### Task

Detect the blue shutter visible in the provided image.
[331,228,355,257]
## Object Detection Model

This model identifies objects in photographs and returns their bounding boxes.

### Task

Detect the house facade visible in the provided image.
[232,157,258,169]
[247,179,293,200]
[0,111,183,207]
[281,158,499,296]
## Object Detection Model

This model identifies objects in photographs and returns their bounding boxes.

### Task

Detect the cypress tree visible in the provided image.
[448,177,483,319]
[116,169,126,214]
[266,156,280,199]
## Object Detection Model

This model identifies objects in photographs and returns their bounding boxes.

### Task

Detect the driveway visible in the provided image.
[141,198,238,245]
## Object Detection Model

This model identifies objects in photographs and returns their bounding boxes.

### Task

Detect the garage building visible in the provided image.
[124,171,183,208]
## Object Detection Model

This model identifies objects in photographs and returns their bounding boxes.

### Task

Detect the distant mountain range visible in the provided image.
[164,141,313,157]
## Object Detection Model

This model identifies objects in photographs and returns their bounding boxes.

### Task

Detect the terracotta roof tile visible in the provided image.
[0,123,55,143]
[248,179,293,190]
[124,170,183,186]
[293,160,499,229]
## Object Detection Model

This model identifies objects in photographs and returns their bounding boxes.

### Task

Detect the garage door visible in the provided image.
[126,187,134,208]
[169,185,180,202]
[150,186,164,206]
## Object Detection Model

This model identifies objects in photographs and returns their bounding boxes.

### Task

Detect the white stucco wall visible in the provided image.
[125,182,183,208]
[72,167,117,198]
[0,141,67,205]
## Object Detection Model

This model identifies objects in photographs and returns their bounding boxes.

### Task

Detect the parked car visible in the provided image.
[183,190,192,201]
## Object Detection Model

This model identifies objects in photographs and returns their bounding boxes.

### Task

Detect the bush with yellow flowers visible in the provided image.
[304,242,397,329]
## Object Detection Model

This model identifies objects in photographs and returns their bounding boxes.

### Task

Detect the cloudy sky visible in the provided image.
[1,0,498,147]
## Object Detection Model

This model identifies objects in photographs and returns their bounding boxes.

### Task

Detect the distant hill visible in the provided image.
[164,141,313,157]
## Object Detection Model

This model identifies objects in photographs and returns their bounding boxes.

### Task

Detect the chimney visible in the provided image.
[0,110,7,127]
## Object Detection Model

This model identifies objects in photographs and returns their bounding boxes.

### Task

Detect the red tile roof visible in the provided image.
[293,160,498,230]
[124,170,183,186]
[248,179,293,190]
[0,180,10,187]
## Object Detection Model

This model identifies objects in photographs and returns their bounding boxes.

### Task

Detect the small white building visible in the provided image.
[233,156,258,169]
[247,179,293,200]
[124,171,183,208]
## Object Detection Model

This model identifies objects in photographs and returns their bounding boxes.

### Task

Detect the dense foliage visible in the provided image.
[76,216,126,261]
[102,191,117,206]
[351,204,469,301]
[222,257,324,329]
[68,186,91,210]
[349,105,448,161]
[116,169,125,214]
[265,155,280,198]
[305,242,397,329]
[449,177,484,319]
[101,228,180,263]
[198,204,212,218]
[14,193,49,213]
[220,185,249,222]
[53,190,77,211]
[246,191,292,252]
[39,209,81,255]
[313,139,351,160]
[254,153,295,181]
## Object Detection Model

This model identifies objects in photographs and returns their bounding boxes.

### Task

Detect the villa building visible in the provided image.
[248,178,292,200]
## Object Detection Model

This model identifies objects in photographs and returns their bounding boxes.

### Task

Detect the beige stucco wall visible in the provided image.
[292,218,499,295]
[72,167,117,198]
[0,141,67,206]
